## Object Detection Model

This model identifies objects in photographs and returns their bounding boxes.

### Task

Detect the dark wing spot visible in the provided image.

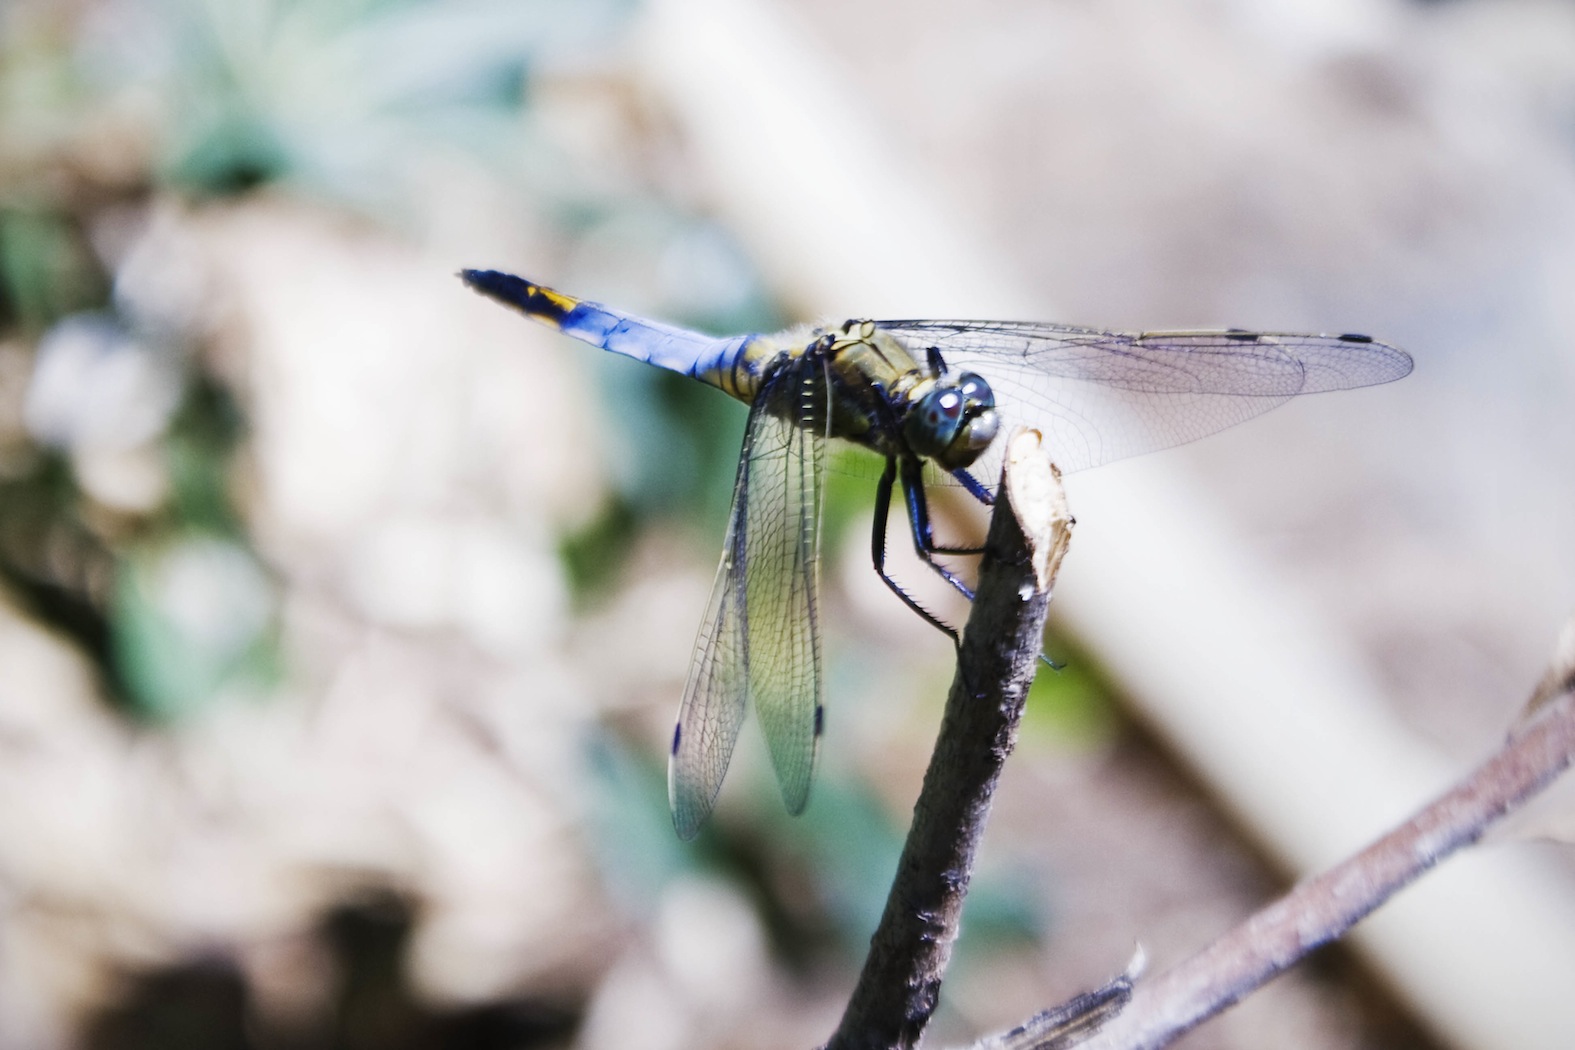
[1222,329,1260,341]
[814,705,824,737]
[670,723,682,755]
[1337,333,1374,343]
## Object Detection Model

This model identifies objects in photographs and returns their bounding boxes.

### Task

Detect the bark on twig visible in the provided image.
[983,614,1575,1050]
[826,430,1073,1050]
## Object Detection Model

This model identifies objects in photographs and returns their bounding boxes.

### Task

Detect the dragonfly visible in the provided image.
[461,268,1412,838]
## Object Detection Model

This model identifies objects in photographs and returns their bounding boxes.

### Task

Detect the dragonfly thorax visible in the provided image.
[811,323,1001,470]
[901,370,999,470]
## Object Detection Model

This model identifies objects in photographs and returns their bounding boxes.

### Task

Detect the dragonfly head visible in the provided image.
[904,371,999,469]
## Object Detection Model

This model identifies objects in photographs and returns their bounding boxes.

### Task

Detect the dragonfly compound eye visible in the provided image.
[904,376,1001,469]
[957,371,995,409]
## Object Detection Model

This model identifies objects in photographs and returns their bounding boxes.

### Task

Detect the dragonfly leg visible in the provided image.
[876,461,1059,668]
[900,459,983,594]
[873,458,960,644]
[908,463,1064,672]
[952,468,995,507]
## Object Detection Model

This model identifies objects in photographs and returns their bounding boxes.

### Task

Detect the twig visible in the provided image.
[986,613,1575,1050]
[825,430,1074,1050]
[1522,616,1575,721]
[963,953,1141,1050]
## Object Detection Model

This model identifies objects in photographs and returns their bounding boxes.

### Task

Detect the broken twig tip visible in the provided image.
[1003,428,1073,590]
[1124,943,1149,982]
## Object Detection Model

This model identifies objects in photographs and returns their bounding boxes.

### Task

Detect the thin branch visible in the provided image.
[982,613,1575,1050]
[825,430,1074,1050]
[1522,615,1575,720]
[963,956,1140,1050]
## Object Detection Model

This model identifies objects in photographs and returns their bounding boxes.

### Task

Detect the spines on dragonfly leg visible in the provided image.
[952,468,995,506]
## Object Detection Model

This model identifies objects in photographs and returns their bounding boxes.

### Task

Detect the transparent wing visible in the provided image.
[876,320,1413,484]
[746,359,827,817]
[668,358,826,839]
[668,440,751,840]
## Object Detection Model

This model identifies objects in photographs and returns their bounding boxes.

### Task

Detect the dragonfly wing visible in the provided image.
[669,429,752,840]
[668,358,826,837]
[878,321,1412,480]
[744,358,827,817]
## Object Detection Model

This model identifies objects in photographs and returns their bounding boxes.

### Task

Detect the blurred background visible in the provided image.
[1,0,1573,1047]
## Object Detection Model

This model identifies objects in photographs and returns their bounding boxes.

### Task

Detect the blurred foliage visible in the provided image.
[556,494,639,603]
[111,532,279,718]
[582,729,697,908]
[1023,628,1124,750]
[82,894,582,1049]
[162,372,247,530]
[0,0,1119,1043]
[0,0,925,1025]
[0,0,745,716]
[86,0,638,216]
[0,208,107,331]
[584,726,1048,977]
[0,449,118,664]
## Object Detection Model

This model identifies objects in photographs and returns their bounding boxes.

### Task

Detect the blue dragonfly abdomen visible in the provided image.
[461,269,775,403]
